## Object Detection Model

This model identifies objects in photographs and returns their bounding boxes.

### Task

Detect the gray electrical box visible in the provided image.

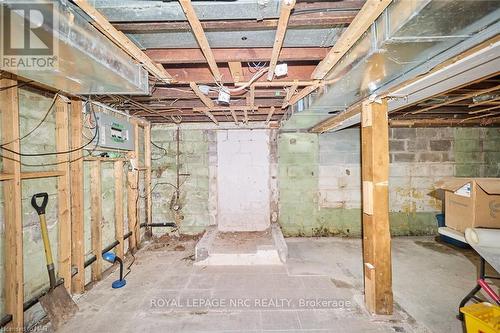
[93,112,135,151]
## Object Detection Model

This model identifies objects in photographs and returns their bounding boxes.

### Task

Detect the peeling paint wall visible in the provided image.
[278,127,500,237]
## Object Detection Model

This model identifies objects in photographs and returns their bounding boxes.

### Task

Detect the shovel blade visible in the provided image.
[39,285,78,331]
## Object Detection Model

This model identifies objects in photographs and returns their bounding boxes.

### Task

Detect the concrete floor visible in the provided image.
[54,236,496,333]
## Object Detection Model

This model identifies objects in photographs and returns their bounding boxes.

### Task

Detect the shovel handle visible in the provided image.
[31,193,48,215]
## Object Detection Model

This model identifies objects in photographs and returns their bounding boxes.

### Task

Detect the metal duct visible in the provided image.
[1,0,148,95]
[283,0,500,130]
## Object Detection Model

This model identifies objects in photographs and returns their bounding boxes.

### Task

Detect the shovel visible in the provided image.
[31,193,78,330]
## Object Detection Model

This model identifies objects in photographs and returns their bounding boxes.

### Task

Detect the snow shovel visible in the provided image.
[31,193,78,330]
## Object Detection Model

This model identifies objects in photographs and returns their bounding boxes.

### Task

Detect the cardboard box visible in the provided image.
[436,178,500,233]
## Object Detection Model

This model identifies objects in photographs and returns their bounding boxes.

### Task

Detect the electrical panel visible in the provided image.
[93,112,135,151]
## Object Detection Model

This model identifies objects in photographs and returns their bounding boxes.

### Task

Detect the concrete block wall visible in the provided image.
[278,127,500,237]
[151,125,213,235]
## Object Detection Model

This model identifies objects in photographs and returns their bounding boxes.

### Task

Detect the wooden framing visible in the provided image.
[90,160,103,281]
[283,83,321,108]
[266,106,276,124]
[310,103,361,133]
[228,62,243,83]
[190,82,215,108]
[312,0,392,79]
[114,161,125,257]
[361,99,393,315]
[282,84,298,108]
[267,0,296,81]
[179,0,222,81]
[72,0,173,83]
[144,124,153,239]
[55,97,72,291]
[70,99,85,293]
[1,77,24,329]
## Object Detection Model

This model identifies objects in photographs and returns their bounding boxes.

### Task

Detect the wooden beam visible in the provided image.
[127,170,139,251]
[283,83,321,108]
[267,0,296,81]
[282,84,298,108]
[144,124,153,239]
[1,77,23,329]
[228,62,243,83]
[90,160,103,281]
[193,106,258,112]
[361,99,393,315]
[179,0,222,81]
[70,99,85,294]
[411,85,500,115]
[168,64,315,84]
[230,108,239,125]
[249,86,255,110]
[237,80,318,88]
[468,104,500,114]
[190,82,215,108]
[72,0,173,83]
[55,97,72,292]
[145,47,330,64]
[266,106,276,124]
[312,0,392,79]
[114,161,125,258]
[389,118,500,127]
[310,104,361,133]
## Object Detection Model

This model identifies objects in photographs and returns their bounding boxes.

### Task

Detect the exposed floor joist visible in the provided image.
[267,0,296,81]
[179,0,222,81]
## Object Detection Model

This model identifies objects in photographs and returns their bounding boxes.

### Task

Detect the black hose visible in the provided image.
[140,222,177,228]
[0,314,12,328]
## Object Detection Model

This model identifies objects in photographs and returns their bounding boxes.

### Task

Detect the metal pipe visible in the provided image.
[0,314,12,328]
[140,222,177,228]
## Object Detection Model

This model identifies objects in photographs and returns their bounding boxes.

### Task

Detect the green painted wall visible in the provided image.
[151,125,213,235]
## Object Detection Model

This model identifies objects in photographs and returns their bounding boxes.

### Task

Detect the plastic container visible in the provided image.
[460,303,500,333]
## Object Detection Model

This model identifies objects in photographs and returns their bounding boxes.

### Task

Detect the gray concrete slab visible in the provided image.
[50,236,495,333]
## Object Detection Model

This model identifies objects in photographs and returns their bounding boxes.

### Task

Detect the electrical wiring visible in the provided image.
[0,92,59,148]
[224,67,268,95]
[151,140,168,160]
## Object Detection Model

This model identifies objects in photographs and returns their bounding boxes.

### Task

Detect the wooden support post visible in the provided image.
[90,160,102,281]
[55,97,72,292]
[70,99,85,293]
[127,170,139,251]
[361,99,393,315]
[144,124,153,239]
[1,77,24,329]
[114,161,125,258]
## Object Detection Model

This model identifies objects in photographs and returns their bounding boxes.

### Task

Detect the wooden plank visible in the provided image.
[114,161,125,258]
[90,160,103,281]
[389,118,500,127]
[230,108,238,125]
[267,0,296,81]
[193,106,258,112]
[411,85,500,115]
[190,82,215,108]
[361,100,393,315]
[72,0,173,82]
[310,103,362,133]
[266,106,276,123]
[70,99,85,294]
[282,84,298,108]
[238,80,318,88]
[145,47,331,64]
[55,97,72,292]
[127,170,139,251]
[283,83,320,108]
[312,0,392,79]
[468,104,500,114]
[249,86,255,110]
[144,124,153,239]
[1,77,23,329]
[179,0,222,81]
[228,62,243,83]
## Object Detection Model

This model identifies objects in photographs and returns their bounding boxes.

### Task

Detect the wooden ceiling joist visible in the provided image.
[267,0,296,81]
[311,0,393,79]
[283,82,321,108]
[228,62,243,83]
[72,0,173,83]
[266,106,276,124]
[179,0,222,81]
[282,84,298,108]
[189,82,215,108]
[145,47,330,64]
